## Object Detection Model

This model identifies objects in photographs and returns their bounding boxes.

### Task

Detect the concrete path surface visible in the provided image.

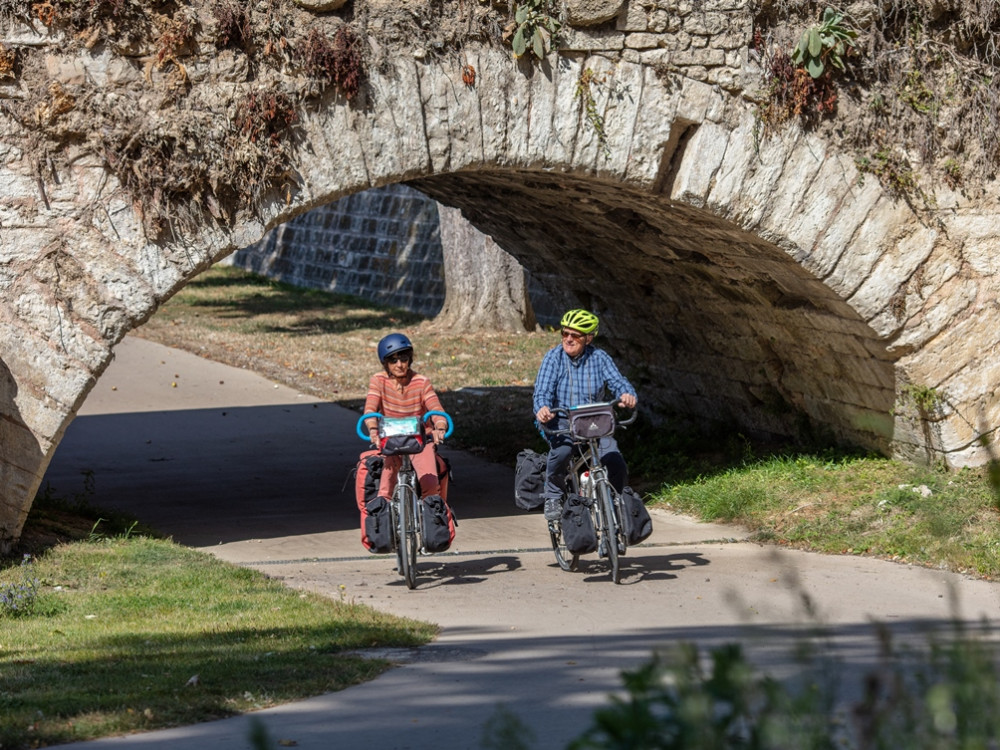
[43,336,1000,749]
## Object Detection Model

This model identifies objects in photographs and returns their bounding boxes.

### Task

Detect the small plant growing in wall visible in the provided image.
[576,68,611,158]
[754,8,857,137]
[899,382,944,416]
[506,0,560,60]
[791,7,858,79]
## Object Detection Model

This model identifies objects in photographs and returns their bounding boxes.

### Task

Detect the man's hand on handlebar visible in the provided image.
[535,406,553,424]
[618,394,637,410]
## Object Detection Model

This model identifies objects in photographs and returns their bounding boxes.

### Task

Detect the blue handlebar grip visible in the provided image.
[356,413,384,441]
[423,410,454,438]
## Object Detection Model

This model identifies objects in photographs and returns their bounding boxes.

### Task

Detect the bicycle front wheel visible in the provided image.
[598,482,621,583]
[549,520,578,571]
[397,485,419,589]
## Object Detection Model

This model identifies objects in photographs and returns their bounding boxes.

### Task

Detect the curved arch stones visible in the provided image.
[2,7,1000,548]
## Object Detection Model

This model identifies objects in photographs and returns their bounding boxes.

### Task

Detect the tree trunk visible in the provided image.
[434,205,538,332]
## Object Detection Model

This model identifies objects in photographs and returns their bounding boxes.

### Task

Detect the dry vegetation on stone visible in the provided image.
[753,0,1000,198]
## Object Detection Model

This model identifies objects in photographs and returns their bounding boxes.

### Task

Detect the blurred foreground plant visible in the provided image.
[564,620,1000,750]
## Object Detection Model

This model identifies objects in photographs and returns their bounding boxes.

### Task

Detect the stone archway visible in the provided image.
[2,2,999,548]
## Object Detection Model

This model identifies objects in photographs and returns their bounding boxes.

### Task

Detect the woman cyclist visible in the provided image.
[363,333,449,500]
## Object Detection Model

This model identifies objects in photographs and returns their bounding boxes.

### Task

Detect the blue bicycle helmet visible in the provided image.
[377,333,414,363]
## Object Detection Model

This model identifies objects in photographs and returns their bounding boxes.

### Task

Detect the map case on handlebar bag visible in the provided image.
[568,403,616,440]
[379,416,424,455]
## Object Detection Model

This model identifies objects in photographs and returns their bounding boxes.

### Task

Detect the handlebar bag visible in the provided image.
[380,416,425,455]
[561,493,598,555]
[568,404,615,440]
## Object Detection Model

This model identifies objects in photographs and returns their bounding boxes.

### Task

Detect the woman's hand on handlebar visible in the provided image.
[430,426,446,444]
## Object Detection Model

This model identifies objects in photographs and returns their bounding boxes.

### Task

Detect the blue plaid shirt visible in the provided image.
[532,345,636,421]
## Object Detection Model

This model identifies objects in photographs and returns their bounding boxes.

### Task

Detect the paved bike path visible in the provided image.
[45,337,1000,749]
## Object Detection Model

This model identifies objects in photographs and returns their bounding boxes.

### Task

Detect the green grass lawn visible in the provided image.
[1,534,435,749]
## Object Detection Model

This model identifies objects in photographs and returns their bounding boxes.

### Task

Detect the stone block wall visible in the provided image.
[562,0,753,91]
[229,184,445,316]
[229,184,562,324]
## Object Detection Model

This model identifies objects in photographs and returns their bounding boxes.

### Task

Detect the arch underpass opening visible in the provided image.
[407,169,897,453]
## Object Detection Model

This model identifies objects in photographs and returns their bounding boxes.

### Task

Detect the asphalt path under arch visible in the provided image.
[44,336,1000,749]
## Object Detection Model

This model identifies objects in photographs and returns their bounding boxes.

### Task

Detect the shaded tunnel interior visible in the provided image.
[409,169,897,452]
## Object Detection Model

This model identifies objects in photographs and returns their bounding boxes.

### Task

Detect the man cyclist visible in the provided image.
[533,309,638,521]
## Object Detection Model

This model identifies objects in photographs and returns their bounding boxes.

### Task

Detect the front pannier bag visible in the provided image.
[420,495,456,552]
[561,493,598,554]
[620,487,653,545]
[362,496,393,553]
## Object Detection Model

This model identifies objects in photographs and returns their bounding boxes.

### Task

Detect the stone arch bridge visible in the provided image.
[2,0,998,547]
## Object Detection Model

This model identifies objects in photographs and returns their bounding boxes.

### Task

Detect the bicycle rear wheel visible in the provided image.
[597,482,621,583]
[396,484,418,589]
[549,520,578,571]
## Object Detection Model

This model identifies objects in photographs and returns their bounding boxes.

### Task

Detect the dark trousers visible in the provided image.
[543,435,627,500]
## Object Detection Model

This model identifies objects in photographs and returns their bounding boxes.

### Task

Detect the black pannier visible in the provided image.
[561,493,598,554]
[514,449,547,512]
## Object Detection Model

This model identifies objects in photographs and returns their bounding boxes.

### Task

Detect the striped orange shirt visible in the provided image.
[364,371,446,429]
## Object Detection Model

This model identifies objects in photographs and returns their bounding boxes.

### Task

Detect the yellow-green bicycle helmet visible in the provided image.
[560,308,599,335]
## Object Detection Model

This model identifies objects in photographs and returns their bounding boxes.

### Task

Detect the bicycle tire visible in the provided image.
[598,482,621,583]
[549,520,578,571]
[391,502,405,576]
[396,483,418,589]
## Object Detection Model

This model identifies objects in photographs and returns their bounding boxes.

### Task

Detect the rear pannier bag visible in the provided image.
[355,450,386,551]
[561,493,598,555]
[514,449,547,512]
[420,494,456,553]
[362,496,393,554]
[355,450,384,511]
[621,486,653,545]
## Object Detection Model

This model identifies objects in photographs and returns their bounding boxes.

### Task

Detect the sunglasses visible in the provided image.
[561,329,586,340]
[385,353,412,364]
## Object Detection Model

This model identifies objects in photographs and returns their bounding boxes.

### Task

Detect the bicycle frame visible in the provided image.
[542,401,636,583]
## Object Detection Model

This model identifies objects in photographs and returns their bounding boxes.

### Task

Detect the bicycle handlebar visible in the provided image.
[355,411,455,441]
[538,400,638,438]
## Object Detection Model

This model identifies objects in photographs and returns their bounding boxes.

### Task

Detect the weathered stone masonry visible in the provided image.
[2,0,1000,547]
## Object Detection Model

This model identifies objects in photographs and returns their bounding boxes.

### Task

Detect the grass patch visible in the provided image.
[654,453,1000,579]
[0,536,435,749]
